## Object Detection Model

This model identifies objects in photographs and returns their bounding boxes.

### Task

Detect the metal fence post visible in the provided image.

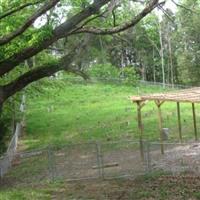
[96,142,104,179]
[47,146,56,181]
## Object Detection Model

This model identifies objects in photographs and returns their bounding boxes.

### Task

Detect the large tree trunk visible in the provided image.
[0,87,4,117]
[0,88,4,139]
[0,103,2,118]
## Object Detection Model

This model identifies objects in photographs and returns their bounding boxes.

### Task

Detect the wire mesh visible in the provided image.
[2,140,200,185]
[100,141,147,179]
[51,143,100,181]
[3,149,49,184]
[149,142,200,175]
[0,123,22,178]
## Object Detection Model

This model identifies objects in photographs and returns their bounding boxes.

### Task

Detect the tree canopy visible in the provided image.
[0,0,160,107]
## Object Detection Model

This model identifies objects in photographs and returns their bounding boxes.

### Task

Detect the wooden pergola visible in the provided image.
[131,87,200,159]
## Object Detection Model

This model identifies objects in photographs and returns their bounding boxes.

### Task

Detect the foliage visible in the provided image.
[119,66,139,86]
[87,63,119,79]
[0,95,22,154]
[175,0,200,85]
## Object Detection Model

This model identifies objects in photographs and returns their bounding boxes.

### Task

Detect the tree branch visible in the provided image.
[171,0,198,14]
[112,10,117,27]
[0,0,111,76]
[71,11,107,34]
[2,35,91,102]
[72,0,120,34]
[73,0,159,35]
[68,68,89,80]
[0,0,44,20]
[48,47,65,52]
[157,5,174,22]
[0,0,60,46]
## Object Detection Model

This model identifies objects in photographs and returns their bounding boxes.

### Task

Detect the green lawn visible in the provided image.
[21,78,200,150]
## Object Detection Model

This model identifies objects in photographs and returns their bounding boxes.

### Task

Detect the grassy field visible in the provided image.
[21,78,200,151]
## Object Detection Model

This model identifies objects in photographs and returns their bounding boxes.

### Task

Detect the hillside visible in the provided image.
[21,78,199,151]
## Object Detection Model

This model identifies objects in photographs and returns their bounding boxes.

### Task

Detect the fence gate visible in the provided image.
[48,141,151,181]
[49,143,100,181]
[101,141,150,179]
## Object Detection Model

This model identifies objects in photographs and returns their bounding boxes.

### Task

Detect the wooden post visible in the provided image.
[136,101,144,161]
[155,100,164,154]
[192,103,198,141]
[177,102,182,142]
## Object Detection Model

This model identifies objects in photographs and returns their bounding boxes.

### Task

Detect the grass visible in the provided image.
[0,188,51,200]
[23,79,164,150]
[21,77,200,151]
[2,173,200,199]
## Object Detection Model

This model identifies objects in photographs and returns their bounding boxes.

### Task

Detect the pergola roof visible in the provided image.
[131,87,200,103]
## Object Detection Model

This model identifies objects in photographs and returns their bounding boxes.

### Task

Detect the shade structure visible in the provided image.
[131,87,200,103]
[131,87,200,157]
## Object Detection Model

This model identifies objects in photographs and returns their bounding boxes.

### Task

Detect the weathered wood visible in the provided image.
[138,100,148,109]
[136,101,145,160]
[192,103,198,141]
[155,100,164,154]
[177,102,182,142]
[155,100,165,107]
[92,162,119,169]
[131,87,200,103]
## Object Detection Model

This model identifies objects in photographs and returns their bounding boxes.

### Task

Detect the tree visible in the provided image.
[96,13,161,82]
[175,0,200,85]
[0,0,160,114]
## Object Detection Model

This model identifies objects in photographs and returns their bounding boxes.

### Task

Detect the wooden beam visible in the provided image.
[92,162,119,169]
[155,100,164,154]
[177,102,182,142]
[192,103,198,141]
[155,100,165,107]
[136,101,145,160]
[139,100,148,109]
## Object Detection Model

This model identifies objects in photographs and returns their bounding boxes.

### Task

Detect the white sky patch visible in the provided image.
[34,5,71,28]
[34,16,47,28]
[156,0,178,20]
[165,0,178,13]
[34,0,178,28]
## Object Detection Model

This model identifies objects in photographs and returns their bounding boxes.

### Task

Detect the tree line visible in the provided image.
[82,0,200,87]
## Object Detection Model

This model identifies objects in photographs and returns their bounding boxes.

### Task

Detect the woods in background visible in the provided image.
[81,0,200,86]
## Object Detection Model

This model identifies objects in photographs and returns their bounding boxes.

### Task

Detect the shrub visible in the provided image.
[119,66,139,86]
[88,63,119,79]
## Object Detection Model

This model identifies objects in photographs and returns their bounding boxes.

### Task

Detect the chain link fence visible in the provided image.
[150,142,200,175]
[2,140,200,185]
[0,123,22,178]
[62,76,191,89]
